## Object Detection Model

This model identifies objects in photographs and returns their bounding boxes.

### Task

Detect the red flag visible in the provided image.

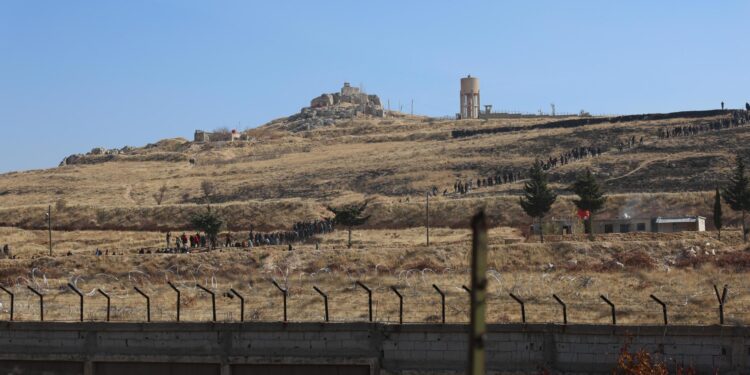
[577,209,590,220]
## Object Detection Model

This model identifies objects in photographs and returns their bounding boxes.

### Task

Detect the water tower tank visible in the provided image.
[460,75,480,119]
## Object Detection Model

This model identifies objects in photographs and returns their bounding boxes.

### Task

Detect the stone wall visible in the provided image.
[0,322,746,374]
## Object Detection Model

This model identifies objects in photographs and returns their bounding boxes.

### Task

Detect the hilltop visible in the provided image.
[0,96,749,232]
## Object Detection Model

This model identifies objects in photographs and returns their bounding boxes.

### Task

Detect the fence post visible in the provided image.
[271,280,287,322]
[0,286,14,321]
[432,284,445,324]
[552,294,567,325]
[468,210,489,375]
[67,283,84,322]
[133,287,150,322]
[97,289,110,322]
[229,289,244,322]
[167,281,180,322]
[196,284,216,322]
[355,281,372,322]
[600,295,616,325]
[649,294,668,325]
[713,284,728,325]
[27,286,43,321]
[509,293,526,323]
[391,286,403,324]
[313,286,329,322]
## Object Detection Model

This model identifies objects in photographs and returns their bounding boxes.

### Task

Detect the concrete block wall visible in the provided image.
[0,322,747,374]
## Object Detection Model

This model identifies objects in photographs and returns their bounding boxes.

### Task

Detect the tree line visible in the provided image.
[519,156,750,243]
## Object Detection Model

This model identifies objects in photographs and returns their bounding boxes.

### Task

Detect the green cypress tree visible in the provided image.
[327,201,371,248]
[713,187,723,240]
[723,157,750,243]
[519,160,557,243]
[189,205,223,249]
[570,169,607,240]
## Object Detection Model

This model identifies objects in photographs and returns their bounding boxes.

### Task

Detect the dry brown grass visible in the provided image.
[1,226,748,325]
[0,113,746,232]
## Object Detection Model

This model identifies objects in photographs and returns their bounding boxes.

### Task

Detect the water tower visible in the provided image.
[460,75,480,119]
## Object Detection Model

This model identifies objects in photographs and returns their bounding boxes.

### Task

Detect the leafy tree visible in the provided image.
[327,201,371,248]
[153,184,168,205]
[201,180,216,204]
[570,169,607,239]
[189,206,223,249]
[519,160,557,243]
[723,157,750,243]
[713,187,723,240]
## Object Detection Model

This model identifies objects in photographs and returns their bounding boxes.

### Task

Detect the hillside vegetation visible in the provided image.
[0,110,748,232]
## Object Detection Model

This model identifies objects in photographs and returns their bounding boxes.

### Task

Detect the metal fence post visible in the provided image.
[509,293,526,323]
[97,289,110,322]
[229,288,244,322]
[552,294,567,325]
[313,286,329,322]
[391,286,403,324]
[0,286,14,321]
[355,281,372,322]
[468,209,489,375]
[133,287,150,322]
[272,280,287,322]
[713,284,728,325]
[27,286,43,321]
[600,295,616,325]
[167,281,180,322]
[67,283,84,322]
[196,284,216,322]
[649,294,668,325]
[432,284,445,324]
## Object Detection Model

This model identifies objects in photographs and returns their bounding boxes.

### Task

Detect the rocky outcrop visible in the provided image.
[283,82,385,132]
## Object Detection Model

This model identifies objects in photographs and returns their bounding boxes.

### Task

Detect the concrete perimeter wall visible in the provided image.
[0,322,746,374]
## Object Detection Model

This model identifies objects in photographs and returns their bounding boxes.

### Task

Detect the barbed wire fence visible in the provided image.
[0,278,746,325]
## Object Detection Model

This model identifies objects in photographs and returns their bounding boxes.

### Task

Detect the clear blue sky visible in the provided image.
[1,1,749,173]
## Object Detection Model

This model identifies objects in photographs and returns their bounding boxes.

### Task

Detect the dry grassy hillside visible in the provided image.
[0,111,748,232]
[0,226,749,325]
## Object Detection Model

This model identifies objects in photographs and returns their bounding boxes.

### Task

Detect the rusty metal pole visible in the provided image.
[509,293,526,323]
[47,205,52,256]
[167,282,180,322]
[552,294,567,325]
[272,280,287,322]
[313,286,329,322]
[649,294,668,325]
[468,210,489,375]
[133,287,150,322]
[229,289,244,322]
[97,289,110,322]
[391,286,403,324]
[0,286,14,321]
[27,286,43,321]
[426,192,430,246]
[355,281,372,322]
[432,284,445,324]
[600,295,616,325]
[67,283,84,322]
[714,284,728,325]
[196,284,216,322]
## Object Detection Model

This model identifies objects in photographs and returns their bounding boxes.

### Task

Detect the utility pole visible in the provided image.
[551,103,556,117]
[411,99,414,115]
[426,192,430,246]
[46,205,52,256]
